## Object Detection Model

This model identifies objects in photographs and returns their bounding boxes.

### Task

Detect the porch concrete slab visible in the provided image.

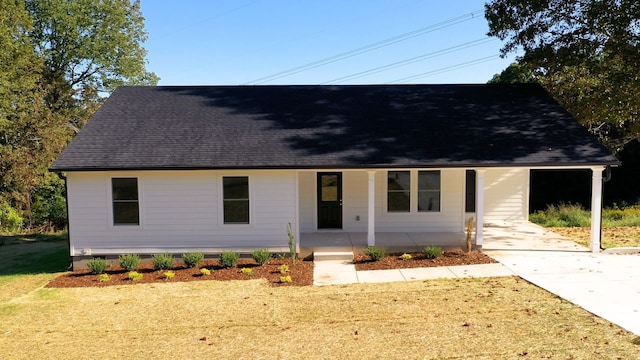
[399,267,457,280]
[313,260,359,286]
[407,232,465,248]
[356,269,406,283]
[301,232,354,248]
[301,231,467,255]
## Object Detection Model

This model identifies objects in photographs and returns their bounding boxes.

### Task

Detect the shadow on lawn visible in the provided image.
[0,233,69,276]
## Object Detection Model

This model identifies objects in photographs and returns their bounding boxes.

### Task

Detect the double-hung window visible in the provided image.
[418,171,441,212]
[387,171,411,212]
[112,178,139,225]
[387,170,441,213]
[223,176,249,224]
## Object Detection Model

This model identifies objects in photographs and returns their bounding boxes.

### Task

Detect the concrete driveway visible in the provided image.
[483,222,640,335]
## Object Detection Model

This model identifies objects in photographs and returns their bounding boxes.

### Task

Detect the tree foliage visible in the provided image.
[488,62,537,84]
[0,0,157,231]
[485,0,640,152]
[25,0,159,128]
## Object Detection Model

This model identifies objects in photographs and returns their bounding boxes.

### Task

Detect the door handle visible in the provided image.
[339,199,343,206]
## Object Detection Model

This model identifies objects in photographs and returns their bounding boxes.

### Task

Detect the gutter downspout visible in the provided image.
[56,172,73,271]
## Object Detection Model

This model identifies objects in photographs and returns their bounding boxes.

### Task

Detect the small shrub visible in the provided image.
[423,245,443,259]
[128,271,143,281]
[219,251,239,268]
[399,253,412,261]
[251,248,271,266]
[280,275,292,283]
[86,258,107,274]
[97,273,111,282]
[182,252,204,268]
[118,254,140,271]
[279,264,289,274]
[364,246,386,261]
[465,217,475,255]
[163,270,175,279]
[240,267,253,275]
[530,203,590,227]
[603,205,640,227]
[151,253,174,270]
[0,202,23,232]
[200,268,211,276]
[287,222,297,264]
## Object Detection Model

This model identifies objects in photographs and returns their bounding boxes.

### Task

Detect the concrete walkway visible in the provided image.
[313,222,640,335]
[313,261,514,286]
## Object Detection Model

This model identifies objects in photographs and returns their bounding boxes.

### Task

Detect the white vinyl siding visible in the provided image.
[66,170,296,255]
[341,171,368,232]
[298,171,315,232]
[66,167,531,257]
[483,168,529,222]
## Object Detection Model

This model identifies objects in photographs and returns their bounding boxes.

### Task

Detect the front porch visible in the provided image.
[299,231,466,259]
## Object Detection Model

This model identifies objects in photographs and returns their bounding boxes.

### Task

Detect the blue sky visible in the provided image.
[141,0,518,85]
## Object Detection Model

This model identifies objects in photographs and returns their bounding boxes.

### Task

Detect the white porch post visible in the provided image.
[475,169,486,246]
[590,166,605,253]
[367,170,376,246]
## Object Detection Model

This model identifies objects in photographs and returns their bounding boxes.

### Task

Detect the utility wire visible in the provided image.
[244,9,485,85]
[321,37,496,84]
[388,55,500,83]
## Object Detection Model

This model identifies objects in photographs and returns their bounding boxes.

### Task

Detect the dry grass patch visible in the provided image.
[551,226,640,248]
[1,277,639,359]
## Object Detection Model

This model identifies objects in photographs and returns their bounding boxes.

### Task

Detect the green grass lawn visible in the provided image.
[0,233,69,276]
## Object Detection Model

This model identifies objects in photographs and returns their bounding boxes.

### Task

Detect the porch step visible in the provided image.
[313,251,354,261]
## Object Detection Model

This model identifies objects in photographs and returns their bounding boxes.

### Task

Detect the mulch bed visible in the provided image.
[47,258,314,288]
[46,249,497,288]
[353,249,496,271]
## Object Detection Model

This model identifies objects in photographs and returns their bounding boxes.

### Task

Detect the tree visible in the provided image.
[25,0,159,129]
[488,62,537,84]
[0,0,158,230]
[485,0,640,152]
[0,0,50,226]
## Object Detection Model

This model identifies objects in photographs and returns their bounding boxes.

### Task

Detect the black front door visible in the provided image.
[317,172,342,229]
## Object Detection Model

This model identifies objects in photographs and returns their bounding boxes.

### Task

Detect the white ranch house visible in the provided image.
[51,85,618,268]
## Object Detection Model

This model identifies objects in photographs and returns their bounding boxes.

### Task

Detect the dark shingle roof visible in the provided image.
[51,84,618,171]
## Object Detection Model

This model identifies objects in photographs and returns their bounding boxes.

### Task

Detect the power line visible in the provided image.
[388,55,501,83]
[244,9,485,85]
[321,37,496,84]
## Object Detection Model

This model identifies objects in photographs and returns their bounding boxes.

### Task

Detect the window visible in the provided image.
[418,171,441,212]
[223,176,249,224]
[112,178,139,225]
[386,170,442,213]
[465,170,476,212]
[387,171,410,212]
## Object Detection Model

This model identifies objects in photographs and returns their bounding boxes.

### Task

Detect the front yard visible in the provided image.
[1,237,639,358]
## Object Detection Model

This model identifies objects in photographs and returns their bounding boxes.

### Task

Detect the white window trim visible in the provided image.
[417,170,441,213]
[218,175,254,227]
[108,176,143,228]
[384,170,441,214]
[386,170,411,213]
